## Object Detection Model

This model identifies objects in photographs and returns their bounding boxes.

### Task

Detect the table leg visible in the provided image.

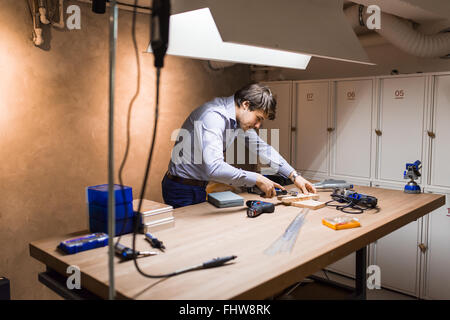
[354,247,367,300]
[304,247,368,300]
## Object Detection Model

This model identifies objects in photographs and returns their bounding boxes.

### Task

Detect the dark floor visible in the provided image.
[275,271,417,300]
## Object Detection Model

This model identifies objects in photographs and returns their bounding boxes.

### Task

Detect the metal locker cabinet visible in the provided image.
[294,81,329,180]
[260,81,293,163]
[376,76,426,184]
[331,79,373,183]
[429,75,450,189]
[371,181,421,297]
[422,190,450,300]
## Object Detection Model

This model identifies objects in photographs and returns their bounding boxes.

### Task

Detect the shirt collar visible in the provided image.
[225,95,237,128]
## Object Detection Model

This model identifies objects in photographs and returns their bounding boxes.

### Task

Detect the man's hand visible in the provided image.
[292,174,317,195]
[255,174,285,198]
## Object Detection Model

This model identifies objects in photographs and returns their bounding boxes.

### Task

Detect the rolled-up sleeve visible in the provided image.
[201,112,258,187]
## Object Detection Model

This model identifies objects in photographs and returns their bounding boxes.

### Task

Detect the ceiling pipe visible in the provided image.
[345,4,450,58]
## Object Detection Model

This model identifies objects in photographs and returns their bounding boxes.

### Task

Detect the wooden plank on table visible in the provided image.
[280,193,320,204]
[292,199,326,210]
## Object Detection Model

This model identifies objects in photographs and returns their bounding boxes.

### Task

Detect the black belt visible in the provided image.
[166,172,208,187]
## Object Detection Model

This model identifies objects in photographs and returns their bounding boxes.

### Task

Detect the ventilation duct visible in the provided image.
[345,4,450,58]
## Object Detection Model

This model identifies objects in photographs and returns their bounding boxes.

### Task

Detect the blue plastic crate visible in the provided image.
[89,216,141,236]
[88,202,135,221]
[86,184,133,206]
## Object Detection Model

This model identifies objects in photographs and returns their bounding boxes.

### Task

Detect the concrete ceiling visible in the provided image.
[101,0,450,25]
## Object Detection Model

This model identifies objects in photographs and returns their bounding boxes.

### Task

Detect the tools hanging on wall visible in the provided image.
[27,0,65,46]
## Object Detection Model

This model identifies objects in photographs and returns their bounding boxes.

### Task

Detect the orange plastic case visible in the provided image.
[322,216,361,230]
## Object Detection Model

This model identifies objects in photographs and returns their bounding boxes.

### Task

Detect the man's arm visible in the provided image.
[200,112,258,187]
[242,129,316,194]
[240,128,295,178]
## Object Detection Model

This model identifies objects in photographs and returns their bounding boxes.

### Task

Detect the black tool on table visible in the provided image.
[246,200,281,218]
[145,232,166,252]
[247,186,287,197]
[115,243,158,261]
[326,189,378,214]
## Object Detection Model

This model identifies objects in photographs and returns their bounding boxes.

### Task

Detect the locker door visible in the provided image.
[430,75,450,189]
[295,82,329,177]
[378,76,426,183]
[332,79,373,180]
[261,82,292,163]
[423,192,450,300]
[369,182,422,297]
[375,219,421,296]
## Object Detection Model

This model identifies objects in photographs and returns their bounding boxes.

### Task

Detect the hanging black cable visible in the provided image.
[129,68,237,279]
[115,0,142,247]
[116,0,237,278]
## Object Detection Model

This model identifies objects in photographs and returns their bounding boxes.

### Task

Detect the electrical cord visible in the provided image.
[325,200,364,214]
[115,0,142,247]
[113,0,169,278]
[129,68,234,278]
[325,193,369,214]
[113,0,236,278]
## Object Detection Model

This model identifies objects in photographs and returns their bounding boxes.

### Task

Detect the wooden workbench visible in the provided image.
[29,185,444,300]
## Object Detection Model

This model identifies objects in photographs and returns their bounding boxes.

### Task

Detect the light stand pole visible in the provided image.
[108,0,118,300]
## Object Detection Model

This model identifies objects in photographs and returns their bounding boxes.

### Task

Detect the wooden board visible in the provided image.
[280,193,320,204]
[29,185,444,300]
[292,199,326,210]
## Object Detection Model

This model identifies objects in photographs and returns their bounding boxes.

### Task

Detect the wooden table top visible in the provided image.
[29,185,444,300]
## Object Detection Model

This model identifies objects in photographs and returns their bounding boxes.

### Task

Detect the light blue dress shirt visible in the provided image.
[168,95,295,187]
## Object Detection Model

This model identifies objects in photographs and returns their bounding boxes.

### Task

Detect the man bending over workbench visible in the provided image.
[162,83,316,208]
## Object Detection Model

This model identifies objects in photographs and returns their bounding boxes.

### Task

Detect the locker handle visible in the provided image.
[418,243,428,253]
[327,127,335,133]
[375,129,382,136]
[427,131,435,139]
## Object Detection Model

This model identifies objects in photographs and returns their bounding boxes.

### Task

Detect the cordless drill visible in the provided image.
[246,200,276,218]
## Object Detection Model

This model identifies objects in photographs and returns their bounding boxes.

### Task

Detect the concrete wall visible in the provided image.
[0,0,250,299]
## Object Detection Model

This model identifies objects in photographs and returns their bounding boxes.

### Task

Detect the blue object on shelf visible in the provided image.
[86,184,133,206]
[58,233,109,254]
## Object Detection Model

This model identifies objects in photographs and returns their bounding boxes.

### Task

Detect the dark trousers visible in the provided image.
[161,174,207,208]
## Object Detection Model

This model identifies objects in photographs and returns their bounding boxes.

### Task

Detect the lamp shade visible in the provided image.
[146,0,373,68]
[147,7,311,69]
